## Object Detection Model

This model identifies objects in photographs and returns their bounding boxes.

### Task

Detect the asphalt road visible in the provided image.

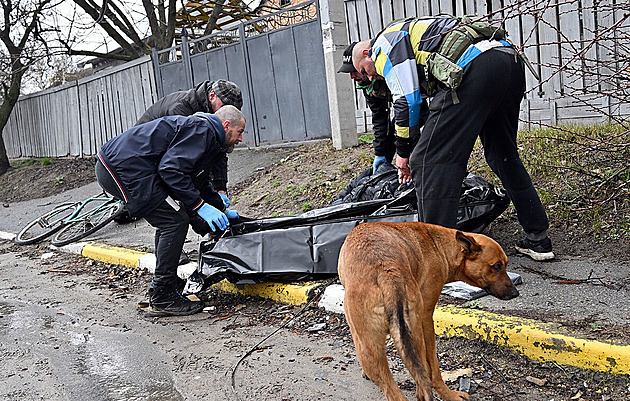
[0,245,381,401]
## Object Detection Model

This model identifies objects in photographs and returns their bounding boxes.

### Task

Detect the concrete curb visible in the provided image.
[50,239,316,305]
[0,231,15,241]
[433,305,630,375]
[4,231,628,376]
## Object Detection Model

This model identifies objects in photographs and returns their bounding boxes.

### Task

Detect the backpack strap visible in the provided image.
[426,15,509,104]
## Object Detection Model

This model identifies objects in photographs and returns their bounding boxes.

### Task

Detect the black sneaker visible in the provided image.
[148,288,204,316]
[515,237,555,261]
[139,277,187,309]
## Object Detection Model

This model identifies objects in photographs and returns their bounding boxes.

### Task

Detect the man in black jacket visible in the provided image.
[137,79,243,124]
[338,43,395,174]
[95,106,246,316]
[136,79,243,196]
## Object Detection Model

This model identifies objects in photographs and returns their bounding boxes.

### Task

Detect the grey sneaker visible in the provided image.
[515,237,555,261]
[148,288,204,316]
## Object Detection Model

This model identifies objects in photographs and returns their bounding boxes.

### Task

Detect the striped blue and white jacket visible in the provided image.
[370,16,512,158]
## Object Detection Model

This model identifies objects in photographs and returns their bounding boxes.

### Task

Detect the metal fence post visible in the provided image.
[239,21,260,146]
[180,28,194,89]
[151,45,164,99]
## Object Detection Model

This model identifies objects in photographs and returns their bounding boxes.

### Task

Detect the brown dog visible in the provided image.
[338,222,519,401]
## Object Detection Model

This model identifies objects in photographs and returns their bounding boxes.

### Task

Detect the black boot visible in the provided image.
[149,287,204,316]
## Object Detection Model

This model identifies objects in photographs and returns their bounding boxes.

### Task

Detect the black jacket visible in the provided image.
[97,113,227,217]
[135,81,228,191]
[361,81,396,161]
[136,81,212,124]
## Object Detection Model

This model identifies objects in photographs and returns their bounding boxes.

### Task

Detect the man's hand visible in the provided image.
[225,209,239,220]
[197,203,229,231]
[372,156,387,174]
[396,157,412,185]
[219,192,231,209]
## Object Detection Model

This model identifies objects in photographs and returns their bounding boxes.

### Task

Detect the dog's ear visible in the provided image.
[456,231,482,255]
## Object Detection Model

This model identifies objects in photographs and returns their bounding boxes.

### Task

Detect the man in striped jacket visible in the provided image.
[353,16,554,261]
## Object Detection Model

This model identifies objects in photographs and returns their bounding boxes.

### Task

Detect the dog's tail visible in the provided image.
[379,272,435,401]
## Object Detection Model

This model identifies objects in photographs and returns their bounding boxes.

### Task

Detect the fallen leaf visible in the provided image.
[526,375,547,386]
[442,368,473,383]
[570,391,583,399]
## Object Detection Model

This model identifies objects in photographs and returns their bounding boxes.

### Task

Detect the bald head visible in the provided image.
[215,105,245,147]
[352,40,379,81]
[214,104,245,127]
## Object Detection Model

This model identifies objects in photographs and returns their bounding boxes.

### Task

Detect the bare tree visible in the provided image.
[58,0,273,60]
[0,0,60,175]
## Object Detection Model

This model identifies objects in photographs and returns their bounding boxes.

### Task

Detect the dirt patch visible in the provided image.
[0,157,96,204]
[230,140,373,218]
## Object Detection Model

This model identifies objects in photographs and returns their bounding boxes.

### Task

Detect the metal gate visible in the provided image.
[152,1,331,147]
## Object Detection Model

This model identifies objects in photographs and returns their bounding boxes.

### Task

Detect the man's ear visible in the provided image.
[223,119,230,131]
[362,48,370,57]
[456,231,481,255]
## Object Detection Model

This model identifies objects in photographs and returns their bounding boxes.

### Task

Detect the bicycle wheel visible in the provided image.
[14,202,78,245]
[50,199,124,246]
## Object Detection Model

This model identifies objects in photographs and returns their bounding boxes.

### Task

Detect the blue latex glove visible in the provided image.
[372,156,387,174]
[225,209,239,219]
[197,203,229,231]
[219,192,231,209]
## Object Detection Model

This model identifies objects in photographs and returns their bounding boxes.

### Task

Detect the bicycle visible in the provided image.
[14,192,125,246]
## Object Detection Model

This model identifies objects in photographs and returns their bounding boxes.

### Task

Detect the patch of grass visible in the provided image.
[11,158,40,168]
[302,202,311,212]
[468,122,630,242]
[339,164,352,175]
[359,134,374,145]
[359,151,374,165]
[40,157,52,166]
[462,301,483,309]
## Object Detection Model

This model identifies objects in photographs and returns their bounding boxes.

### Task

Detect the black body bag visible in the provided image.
[185,164,509,293]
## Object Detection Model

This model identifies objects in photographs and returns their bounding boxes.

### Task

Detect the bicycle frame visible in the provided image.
[62,193,121,225]
[14,191,123,246]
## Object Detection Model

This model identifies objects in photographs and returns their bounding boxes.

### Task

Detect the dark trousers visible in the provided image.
[95,159,124,200]
[96,159,189,290]
[409,48,549,235]
[144,201,190,290]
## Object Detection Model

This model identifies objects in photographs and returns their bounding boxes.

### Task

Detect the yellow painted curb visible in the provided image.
[213,280,323,305]
[434,305,630,374]
[82,243,148,268]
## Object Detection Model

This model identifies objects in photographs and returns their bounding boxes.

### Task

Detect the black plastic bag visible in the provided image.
[331,164,510,233]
